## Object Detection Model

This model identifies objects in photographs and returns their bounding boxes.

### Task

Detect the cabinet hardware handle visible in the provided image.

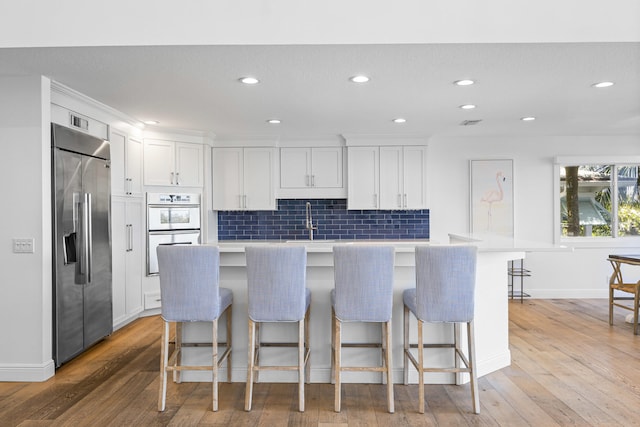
[397,194,402,208]
[243,195,247,209]
[305,174,310,187]
[311,175,315,187]
[170,172,174,185]
[175,172,180,185]
[126,224,133,252]
[404,194,407,208]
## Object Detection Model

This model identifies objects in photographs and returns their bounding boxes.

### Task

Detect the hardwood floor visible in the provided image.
[2,299,640,426]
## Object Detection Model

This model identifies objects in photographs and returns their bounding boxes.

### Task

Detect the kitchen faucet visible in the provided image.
[305,202,318,240]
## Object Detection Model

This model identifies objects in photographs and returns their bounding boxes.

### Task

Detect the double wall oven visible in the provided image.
[146,193,201,275]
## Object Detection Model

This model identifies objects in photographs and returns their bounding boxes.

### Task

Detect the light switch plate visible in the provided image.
[13,238,35,253]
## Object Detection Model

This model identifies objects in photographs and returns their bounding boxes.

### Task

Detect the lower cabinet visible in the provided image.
[111,196,144,329]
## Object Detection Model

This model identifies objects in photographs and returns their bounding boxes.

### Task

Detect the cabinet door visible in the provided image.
[212,148,244,210]
[144,139,175,185]
[175,142,203,187]
[347,146,379,209]
[280,147,311,188]
[110,131,127,196]
[312,147,343,188]
[402,146,427,209]
[126,137,143,196]
[111,198,127,325]
[379,147,403,209]
[244,148,276,210]
[111,197,144,328]
[125,199,143,316]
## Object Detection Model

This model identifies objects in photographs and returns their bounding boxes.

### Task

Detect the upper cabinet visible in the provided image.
[348,145,427,210]
[379,146,427,209]
[279,146,345,198]
[347,146,380,209]
[212,147,276,210]
[143,139,203,187]
[110,129,143,197]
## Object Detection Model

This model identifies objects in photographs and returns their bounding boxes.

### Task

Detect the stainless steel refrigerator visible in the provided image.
[52,123,112,367]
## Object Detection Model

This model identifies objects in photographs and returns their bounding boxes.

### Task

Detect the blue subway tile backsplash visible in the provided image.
[218,199,429,241]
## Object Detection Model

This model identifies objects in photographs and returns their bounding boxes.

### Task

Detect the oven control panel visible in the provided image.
[147,193,200,205]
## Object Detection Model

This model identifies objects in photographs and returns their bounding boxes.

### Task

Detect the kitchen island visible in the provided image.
[178,238,525,385]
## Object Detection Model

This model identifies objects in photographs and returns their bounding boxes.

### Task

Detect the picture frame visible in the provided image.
[470,159,514,237]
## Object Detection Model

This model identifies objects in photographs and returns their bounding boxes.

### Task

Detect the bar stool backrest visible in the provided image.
[246,245,307,322]
[333,245,395,322]
[415,245,477,323]
[157,245,221,322]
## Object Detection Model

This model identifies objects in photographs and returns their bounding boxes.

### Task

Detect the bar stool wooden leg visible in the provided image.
[468,320,480,414]
[298,318,305,412]
[158,320,170,411]
[331,310,336,383]
[245,319,255,411]
[385,320,394,413]
[212,319,219,411]
[334,317,342,412]
[174,322,182,383]
[417,319,425,414]
[226,305,233,383]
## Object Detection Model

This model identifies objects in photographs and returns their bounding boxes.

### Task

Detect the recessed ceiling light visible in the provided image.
[239,76,260,85]
[521,116,536,121]
[393,118,407,123]
[144,120,160,125]
[459,104,476,110]
[350,75,370,83]
[454,79,475,86]
[267,119,281,124]
[592,81,614,88]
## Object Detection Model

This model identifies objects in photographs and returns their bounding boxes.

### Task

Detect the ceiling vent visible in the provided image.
[460,119,482,126]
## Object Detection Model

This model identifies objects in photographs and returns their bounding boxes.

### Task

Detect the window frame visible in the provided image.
[554,156,640,246]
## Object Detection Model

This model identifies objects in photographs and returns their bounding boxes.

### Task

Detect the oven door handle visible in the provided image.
[158,242,194,246]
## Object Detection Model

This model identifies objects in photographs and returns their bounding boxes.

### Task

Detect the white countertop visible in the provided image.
[213,235,569,254]
[214,239,430,253]
[448,233,572,252]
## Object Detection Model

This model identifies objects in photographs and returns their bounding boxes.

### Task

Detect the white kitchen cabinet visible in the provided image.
[212,147,276,210]
[379,146,427,209]
[110,129,143,197]
[347,146,379,209]
[143,139,203,187]
[348,145,427,210]
[280,146,343,189]
[111,196,144,330]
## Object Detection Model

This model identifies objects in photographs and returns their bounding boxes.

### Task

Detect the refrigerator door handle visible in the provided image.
[81,193,93,284]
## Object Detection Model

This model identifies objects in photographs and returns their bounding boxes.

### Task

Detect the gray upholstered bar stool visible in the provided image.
[403,245,479,414]
[331,245,395,413]
[244,245,311,412]
[156,245,233,412]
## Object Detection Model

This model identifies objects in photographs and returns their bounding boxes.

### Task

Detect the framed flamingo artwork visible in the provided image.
[470,159,514,237]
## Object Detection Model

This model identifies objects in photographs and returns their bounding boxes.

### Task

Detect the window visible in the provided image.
[557,160,640,238]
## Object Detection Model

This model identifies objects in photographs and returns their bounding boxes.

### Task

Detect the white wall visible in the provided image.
[0,76,54,380]
[429,135,640,298]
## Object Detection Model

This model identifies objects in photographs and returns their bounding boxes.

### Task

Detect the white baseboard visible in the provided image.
[0,360,55,382]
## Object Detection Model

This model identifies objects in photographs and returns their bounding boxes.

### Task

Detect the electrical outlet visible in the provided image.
[13,238,35,254]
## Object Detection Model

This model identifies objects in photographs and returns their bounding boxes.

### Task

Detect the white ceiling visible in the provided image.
[1,42,639,140]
